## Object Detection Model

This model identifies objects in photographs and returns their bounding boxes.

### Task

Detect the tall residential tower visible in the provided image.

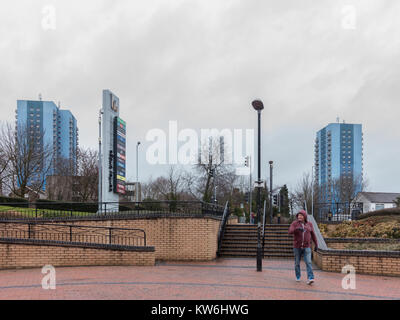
[16,99,78,188]
[314,122,363,208]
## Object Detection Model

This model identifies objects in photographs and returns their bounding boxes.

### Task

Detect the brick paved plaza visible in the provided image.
[0,258,399,300]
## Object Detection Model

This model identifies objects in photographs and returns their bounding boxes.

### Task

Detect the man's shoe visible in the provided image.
[296,278,301,282]
[307,279,314,285]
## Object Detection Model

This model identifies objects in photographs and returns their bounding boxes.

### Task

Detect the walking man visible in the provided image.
[288,210,318,285]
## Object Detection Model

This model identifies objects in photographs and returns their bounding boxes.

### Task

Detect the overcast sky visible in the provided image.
[0,0,399,193]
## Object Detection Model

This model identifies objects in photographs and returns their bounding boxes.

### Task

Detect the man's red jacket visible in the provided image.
[288,210,318,249]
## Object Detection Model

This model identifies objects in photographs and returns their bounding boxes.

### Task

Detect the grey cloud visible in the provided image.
[0,0,399,192]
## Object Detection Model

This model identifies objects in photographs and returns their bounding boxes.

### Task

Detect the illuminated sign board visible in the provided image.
[113,117,126,195]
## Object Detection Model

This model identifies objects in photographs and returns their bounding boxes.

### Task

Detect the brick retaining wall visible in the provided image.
[73,217,221,261]
[314,249,400,276]
[9,215,222,261]
[0,239,155,269]
[313,238,400,276]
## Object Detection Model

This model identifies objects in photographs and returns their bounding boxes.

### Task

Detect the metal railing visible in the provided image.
[262,200,267,251]
[217,202,230,256]
[0,200,225,221]
[315,202,363,223]
[0,221,147,247]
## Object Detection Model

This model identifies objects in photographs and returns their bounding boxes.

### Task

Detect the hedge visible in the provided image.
[35,200,99,213]
[358,207,400,220]
[0,196,29,208]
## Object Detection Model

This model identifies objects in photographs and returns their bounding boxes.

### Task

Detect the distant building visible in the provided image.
[16,99,79,189]
[353,192,400,213]
[315,122,363,205]
[46,175,97,202]
[123,182,141,202]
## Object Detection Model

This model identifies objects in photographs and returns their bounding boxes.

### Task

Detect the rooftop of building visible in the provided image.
[357,192,400,203]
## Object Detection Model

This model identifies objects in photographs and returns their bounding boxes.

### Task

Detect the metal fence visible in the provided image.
[0,221,147,247]
[315,202,363,223]
[0,200,225,221]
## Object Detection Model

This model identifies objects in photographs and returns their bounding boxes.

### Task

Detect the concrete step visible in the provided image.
[222,240,292,245]
[224,233,292,237]
[219,247,293,253]
[221,244,292,249]
[223,235,292,239]
[218,252,293,258]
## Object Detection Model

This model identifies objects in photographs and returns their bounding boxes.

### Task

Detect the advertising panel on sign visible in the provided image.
[100,90,120,208]
[113,116,127,195]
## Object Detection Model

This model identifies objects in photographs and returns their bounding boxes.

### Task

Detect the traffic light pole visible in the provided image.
[269,161,273,224]
[249,156,252,219]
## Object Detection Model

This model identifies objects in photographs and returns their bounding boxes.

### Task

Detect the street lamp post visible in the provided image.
[252,99,264,272]
[136,142,141,203]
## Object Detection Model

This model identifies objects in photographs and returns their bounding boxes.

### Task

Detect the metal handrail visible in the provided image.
[0,221,147,247]
[262,200,267,251]
[217,202,230,256]
[304,200,328,250]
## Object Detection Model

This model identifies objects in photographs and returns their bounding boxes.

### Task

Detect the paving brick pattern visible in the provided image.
[0,258,399,300]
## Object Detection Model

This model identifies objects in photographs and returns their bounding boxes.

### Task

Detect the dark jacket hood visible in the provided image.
[296,210,308,222]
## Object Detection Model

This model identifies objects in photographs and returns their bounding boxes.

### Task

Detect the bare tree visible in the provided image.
[291,171,313,213]
[1,122,54,198]
[189,136,238,202]
[75,147,98,202]
[329,174,365,203]
[0,124,10,195]
[142,166,193,201]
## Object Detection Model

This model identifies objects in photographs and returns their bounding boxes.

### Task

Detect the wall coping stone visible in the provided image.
[325,238,400,243]
[317,247,400,257]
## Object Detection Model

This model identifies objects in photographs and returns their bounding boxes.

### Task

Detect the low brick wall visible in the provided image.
[10,215,223,262]
[325,238,400,250]
[313,249,400,276]
[313,238,400,277]
[0,239,155,269]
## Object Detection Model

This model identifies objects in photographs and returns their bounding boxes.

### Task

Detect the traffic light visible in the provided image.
[244,156,249,167]
[273,194,278,206]
[244,192,250,203]
[210,168,215,178]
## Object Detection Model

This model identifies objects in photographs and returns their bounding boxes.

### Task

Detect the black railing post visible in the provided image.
[70,226,73,242]
[109,228,112,244]
[28,223,31,239]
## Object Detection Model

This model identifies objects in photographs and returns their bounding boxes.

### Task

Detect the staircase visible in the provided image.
[218,224,293,258]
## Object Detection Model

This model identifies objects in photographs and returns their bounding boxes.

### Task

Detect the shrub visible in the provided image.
[358,207,400,220]
[323,218,400,239]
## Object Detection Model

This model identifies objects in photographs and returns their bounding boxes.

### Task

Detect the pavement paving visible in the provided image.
[0,258,399,300]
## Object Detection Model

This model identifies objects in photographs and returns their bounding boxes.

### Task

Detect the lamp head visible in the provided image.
[252,100,264,111]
